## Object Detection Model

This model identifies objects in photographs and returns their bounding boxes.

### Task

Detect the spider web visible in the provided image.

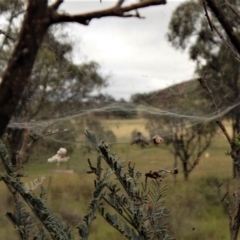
[7,75,239,142]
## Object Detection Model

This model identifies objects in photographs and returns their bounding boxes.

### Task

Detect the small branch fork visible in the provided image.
[50,0,63,10]
[50,0,166,25]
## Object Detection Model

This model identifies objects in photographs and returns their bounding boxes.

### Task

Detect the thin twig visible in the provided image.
[50,0,63,11]
[116,0,125,8]
[213,25,240,62]
[0,29,15,41]
[221,191,228,202]
[202,0,213,31]
[198,72,232,145]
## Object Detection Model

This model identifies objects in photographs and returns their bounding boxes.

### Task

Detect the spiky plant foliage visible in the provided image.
[6,197,49,240]
[0,142,72,240]
[0,130,173,240]
[78,130,173,240]
[6,199,34,240]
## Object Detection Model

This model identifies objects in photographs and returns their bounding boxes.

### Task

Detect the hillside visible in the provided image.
[131,78,213,118]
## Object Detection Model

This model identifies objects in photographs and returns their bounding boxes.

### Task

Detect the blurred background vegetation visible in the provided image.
[0,116,235,240]
[1,0,240,239]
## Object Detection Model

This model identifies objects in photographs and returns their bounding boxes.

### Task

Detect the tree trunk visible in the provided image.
[232,113,240,178]
[7,128,24,166]
[0,0,50,138]
[230,172,240,240]
[233,163,237,179]
[230,151,240,240]
[183,161,189,181]
[173,151,178,184]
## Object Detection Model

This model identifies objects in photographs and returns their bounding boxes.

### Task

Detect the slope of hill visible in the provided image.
[131,78,212,118]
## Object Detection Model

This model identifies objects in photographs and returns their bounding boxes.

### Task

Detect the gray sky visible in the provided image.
[60,0,196,100]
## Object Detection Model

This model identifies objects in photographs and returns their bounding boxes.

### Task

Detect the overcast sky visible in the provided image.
[60,0,196,100]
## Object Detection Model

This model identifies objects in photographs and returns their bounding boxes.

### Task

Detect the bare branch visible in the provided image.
[50,0,64,11]
[51,0,166,25]
[198,72,232,145]
[0,29,15,41]
[116,0,125,8]
[0,8,23,51]
[26,127,74,151]
[135,9,144,19]
[221,191,228,202]
[202,0,213,31]
[212,24,240,62]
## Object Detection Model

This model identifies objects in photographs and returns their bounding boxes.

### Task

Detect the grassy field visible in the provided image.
[0,118,237,239]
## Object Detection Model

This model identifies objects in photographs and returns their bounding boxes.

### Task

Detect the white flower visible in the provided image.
[47,148,69,165]
[57,148,67,157]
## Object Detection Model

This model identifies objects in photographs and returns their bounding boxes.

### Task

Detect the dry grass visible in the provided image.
[0,118,236,239]
[101,118,149,141]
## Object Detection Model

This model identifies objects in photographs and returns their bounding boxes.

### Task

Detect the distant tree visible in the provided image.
[167,0,240,176]
[110,99,138,119]
[132,80,216,180]
[164,120,215,181]
[86,94,115,119]
[146,116,215,181]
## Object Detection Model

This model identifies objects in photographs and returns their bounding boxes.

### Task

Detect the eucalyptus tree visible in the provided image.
[0,0,108,164]
[168,0,240,176]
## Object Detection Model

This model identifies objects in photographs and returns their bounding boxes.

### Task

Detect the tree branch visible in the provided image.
[202,0,213,32]
[116,0,125,8]
[51,0,166,25]
[198,72,232,145]
[205,0,240,55]
[50,0,64,11]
